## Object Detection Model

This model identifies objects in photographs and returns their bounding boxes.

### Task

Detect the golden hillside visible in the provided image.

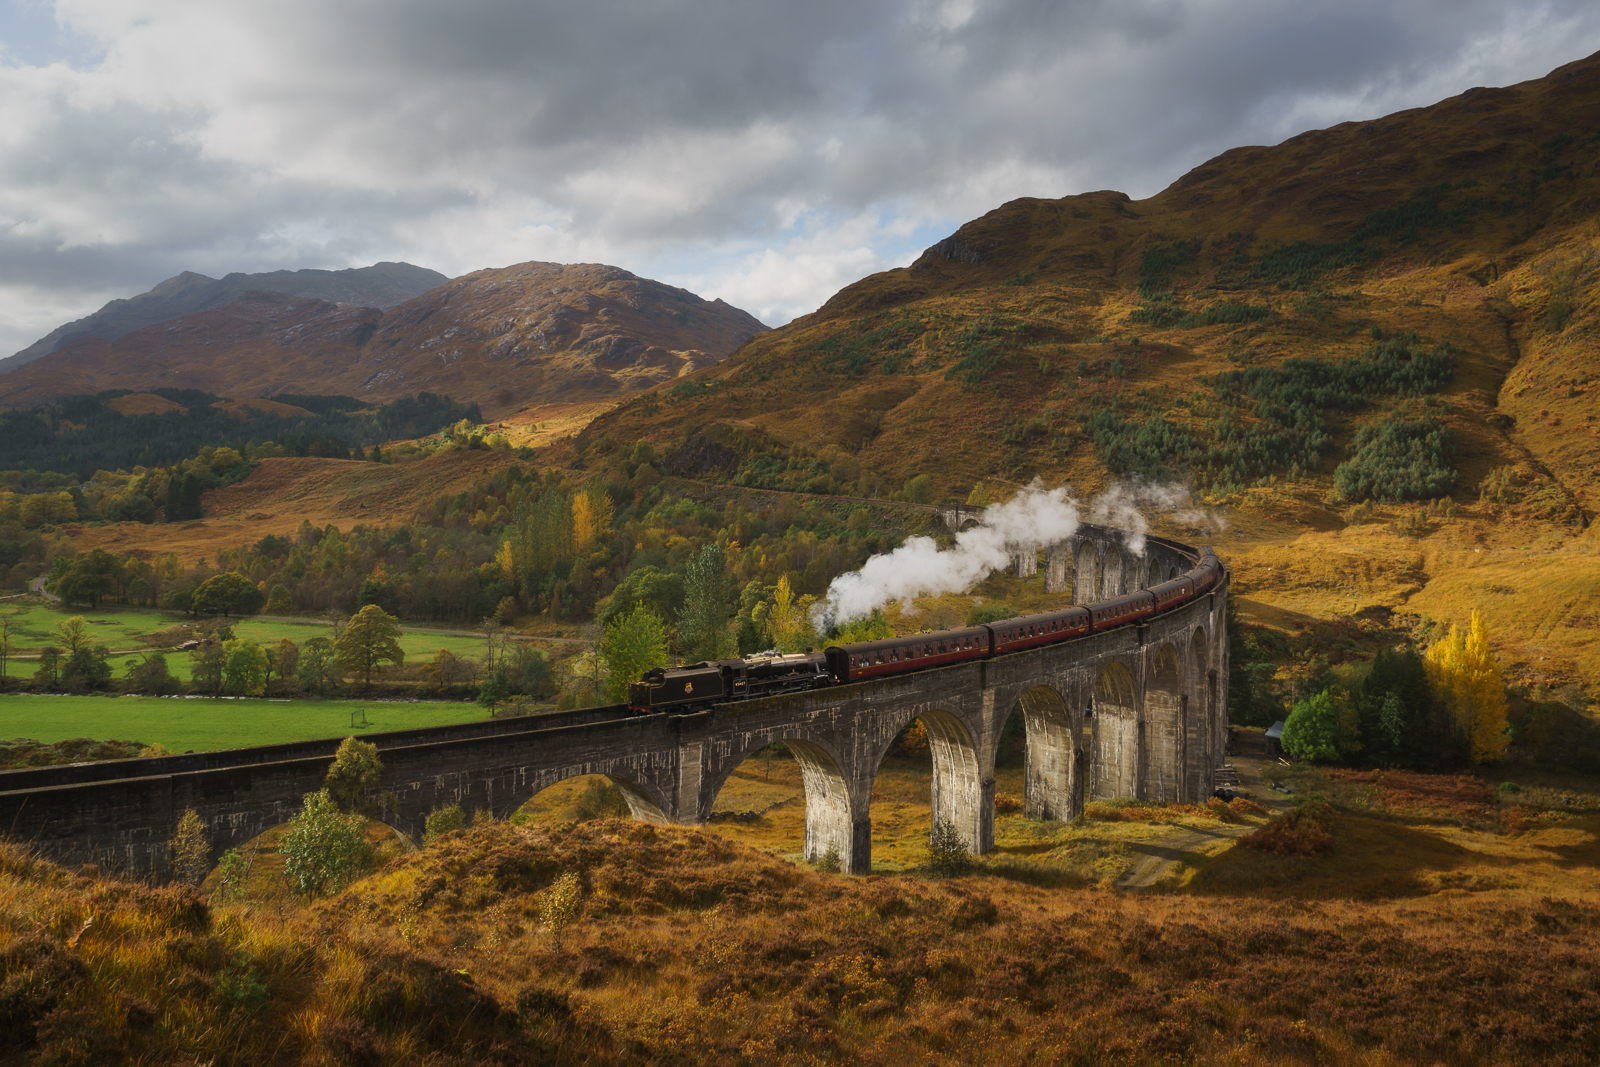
[559,53,1600,697]
[64,450,523,568]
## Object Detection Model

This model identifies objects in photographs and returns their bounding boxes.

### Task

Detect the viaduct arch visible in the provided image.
[0,527,1228,879]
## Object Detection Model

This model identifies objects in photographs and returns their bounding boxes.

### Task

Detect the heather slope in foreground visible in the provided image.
[8,812,1600,1065]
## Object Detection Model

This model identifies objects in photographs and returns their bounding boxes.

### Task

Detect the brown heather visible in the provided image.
[8,802,1600,1065]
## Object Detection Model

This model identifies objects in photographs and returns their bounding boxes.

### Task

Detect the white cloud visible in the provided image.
[0,0,1597,356]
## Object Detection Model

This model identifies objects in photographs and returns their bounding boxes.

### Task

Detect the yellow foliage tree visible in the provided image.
[571,490,614,555]
[495,540,517,586]
[766,576,820,653]
[1425,610,1509,764]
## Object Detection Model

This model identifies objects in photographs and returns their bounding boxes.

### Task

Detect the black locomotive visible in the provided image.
[628,546,1222,714]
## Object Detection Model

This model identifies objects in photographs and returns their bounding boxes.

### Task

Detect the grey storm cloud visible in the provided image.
[1,0,1599,354]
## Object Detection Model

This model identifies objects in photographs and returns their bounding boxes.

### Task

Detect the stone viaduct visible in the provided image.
[0,527,1228,880]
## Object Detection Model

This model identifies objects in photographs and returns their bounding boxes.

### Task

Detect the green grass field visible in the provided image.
[0,693,492,752]
[0,602,518,680]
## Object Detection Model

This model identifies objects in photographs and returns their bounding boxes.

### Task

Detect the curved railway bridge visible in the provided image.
[0,525,1229,879]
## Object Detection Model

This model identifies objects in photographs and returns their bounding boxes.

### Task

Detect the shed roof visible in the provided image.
[1264,721,1286,741]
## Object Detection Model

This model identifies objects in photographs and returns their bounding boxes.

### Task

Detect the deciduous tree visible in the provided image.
[1281,689,1360,762]
[193,572,264,616]
[325,737,383,813]
[540,871,582,952]
[274,638,299,689]
[602,605,668,703]
[0,609,19,688]
[190,642,226,695]
[1426,610,1510,764]
[53,615,91,656]
[222,638,269,696]
[279,789,371,899]
[334,604,405,688]
[297,636,341,694]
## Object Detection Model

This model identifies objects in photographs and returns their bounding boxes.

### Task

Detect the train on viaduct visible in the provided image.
[0,521,1228,879]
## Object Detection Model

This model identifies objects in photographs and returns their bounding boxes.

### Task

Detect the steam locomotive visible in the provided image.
[627,547,1223,714]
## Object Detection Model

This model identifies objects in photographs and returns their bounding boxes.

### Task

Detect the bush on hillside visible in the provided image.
[927,816,971,876]
[1240,803,1334,856]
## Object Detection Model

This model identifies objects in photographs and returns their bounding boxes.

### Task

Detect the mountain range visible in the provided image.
[0,262,449,374]
[0,262,768,416]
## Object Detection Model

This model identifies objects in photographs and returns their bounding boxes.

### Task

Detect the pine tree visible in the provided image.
[678,543,732,662]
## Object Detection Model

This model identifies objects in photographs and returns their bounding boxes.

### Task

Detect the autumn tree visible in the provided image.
[279,790,371,899]
[421,648,468,692]
[190,642,226,695]
[1425,610,1509,764]
[129,652,180,695]
[325,737,383,813]
[602,605,668,702]
[540,871,582,952]
[765,576,819,653]
[571,488,614,556]
[335,604,405,688]
[35,647,61,689]
[264,584,292,614]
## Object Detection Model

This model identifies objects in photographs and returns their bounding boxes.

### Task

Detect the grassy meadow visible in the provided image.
[0,600,514,682]
[0,693,491,753]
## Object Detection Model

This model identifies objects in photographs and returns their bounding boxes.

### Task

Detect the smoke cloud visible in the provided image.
[1088,480,1228,556]
[815,479,1226,627]
[815,481,1079,629]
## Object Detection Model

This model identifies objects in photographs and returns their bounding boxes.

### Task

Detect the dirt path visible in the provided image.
[1114,823,1256,889]
[251,615,586,644]
[1114,756,1294,890]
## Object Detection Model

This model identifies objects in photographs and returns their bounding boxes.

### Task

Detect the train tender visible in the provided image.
[626,546,1222,713]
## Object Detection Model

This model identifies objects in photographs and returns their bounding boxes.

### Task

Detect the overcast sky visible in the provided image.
[2,0,1598,356]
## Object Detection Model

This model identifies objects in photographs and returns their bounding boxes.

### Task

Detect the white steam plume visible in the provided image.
[815,478,1227,628]
[816,480,1080,629]
[1090,479,1228,555]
